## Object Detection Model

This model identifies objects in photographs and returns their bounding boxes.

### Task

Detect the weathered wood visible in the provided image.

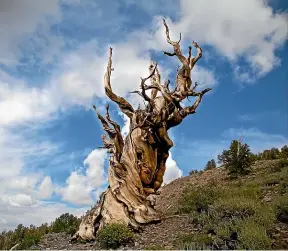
[72,20,211,241]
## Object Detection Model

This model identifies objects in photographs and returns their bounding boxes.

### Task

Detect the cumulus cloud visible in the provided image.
[0,81,59,126]
[58,149,107,205]
[176,0,287,81]
[37,176,54,200]
[221,127,288,152]
[129,0,287,82]
[180,127,288,164]
[0,199,88,231]
[0,0,61,65]
[163,151,183,184]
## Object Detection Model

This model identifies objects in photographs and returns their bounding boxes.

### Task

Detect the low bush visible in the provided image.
[177,233,213,250]
[176,179,276,250]
[237,219,272,250]
[96,223,135,249]
[273,195,288,223]
[50,213,81,236]
[179,186,220,214]
[278,158,288,169]
[210,197,257,220]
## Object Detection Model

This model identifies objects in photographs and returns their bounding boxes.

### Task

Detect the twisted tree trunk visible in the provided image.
[72,20,211,241]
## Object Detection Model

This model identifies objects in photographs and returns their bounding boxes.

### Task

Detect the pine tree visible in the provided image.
[281,145,288,158]
[218,140,253,177]
[204,159,217,170]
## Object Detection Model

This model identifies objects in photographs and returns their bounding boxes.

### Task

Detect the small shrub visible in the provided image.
[237,219,272,249]
[281,145,288,158]
[210,197,257,220]
[177,233,213,250]
[278,158,288,168]
[273,195,288,223]
[96,223,134,249]
[262,148,281,160]
[225,184,261,199]
[18,233,41,249]
[179,186,220,213]
[280,181,288,194]
[260,175,280,187]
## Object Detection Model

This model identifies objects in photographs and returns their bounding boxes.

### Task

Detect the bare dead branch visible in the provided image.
[149,61,161,100]
[142,63,158,101]
[163,19,181,46]
[178,33,182,43]
[93,105,115,139]
[191,82,198,92]
[93,105,124,161]
[10,243,19,251]
[180,88,212,118]
[164,79,170,91]
[187,46,192,65]
[99,134,114,151]
[189,41,202,69]
[104,47,135,119]
[105,104,122,135]
[130,63,159,103]
[162,19,188,67]
[163,51,176,57]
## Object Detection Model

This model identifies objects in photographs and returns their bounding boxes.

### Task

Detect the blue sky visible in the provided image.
[0,0,287,230]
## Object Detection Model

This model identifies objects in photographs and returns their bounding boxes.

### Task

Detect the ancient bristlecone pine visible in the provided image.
[72,19,212,241]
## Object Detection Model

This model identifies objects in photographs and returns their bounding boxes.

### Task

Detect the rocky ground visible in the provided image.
[30,215,195,250]
[30,160,288,250]
[31,167,227,250]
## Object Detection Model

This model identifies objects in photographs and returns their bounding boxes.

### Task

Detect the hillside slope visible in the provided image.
[2,159,287,250]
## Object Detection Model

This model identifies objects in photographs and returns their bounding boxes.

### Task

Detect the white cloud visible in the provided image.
[1,176,39,193]
[0,81,59,126]
[238,110,284,122]
[83,149,107,187]
[175,0,288,81]
[8,194,35,207]
[130,0,287,82]
[55,41,155,107]
[221,127,288,152]
[191,66,218,89]
[163,151,183,184]
[0,123,59,222]
[119,113,130,138]
[182,127,288,162]
[37,176,54,200]
[0,0,61,65]
[58,149,107,205]
[0,199,88,231]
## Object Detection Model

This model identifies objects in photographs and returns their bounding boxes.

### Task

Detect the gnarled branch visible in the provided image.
[162,19,187,67]
[149,61,161,100]
[180,88,212,118]
[93,105,124,161]
[190,41,202,70]
[104,47,135,119]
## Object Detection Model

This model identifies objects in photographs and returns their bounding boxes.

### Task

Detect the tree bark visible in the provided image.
[72,20,211,241]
